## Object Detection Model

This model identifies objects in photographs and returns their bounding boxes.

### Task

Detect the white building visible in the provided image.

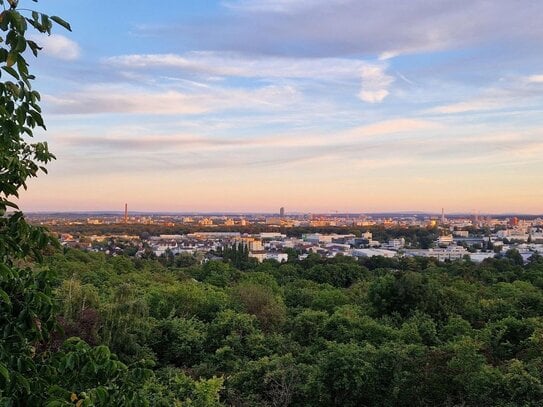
[405,245,468,261]
[259,232,287,240]
[266,252,289,263]
[469,252,496,263]
[153,243,180,256]
[383,238,405,250]
[362,231,373,240]
[249,251,288,263]
[249,251,267,262]
[351,248,396,258]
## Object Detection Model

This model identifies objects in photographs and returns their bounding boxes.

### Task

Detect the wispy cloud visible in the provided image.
[430,99,505,114]
[48,124,543,175]
[346,119,440,138]
[43,83,300,115]
[106,52,375,80]
[106,52,396,104]
[52,117,441,156]
[222,0,328,13]
[428,75,543,114]
[527,74,543,83]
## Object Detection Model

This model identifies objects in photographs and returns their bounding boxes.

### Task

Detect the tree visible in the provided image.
[505,249,524,266]
[313,342,378,406]
[231,282,286,332]
[0,1,72,403]
[222,242,250,269]
[0,3,170,405]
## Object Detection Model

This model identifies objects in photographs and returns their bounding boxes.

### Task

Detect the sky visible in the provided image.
[15,0,543,214]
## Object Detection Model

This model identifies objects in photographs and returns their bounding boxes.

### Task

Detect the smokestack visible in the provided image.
[124,203,128,223]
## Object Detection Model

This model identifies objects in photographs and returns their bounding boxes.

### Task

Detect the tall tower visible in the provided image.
[441,208,445,224]
[124,203,128,223]
[280,207,285,218]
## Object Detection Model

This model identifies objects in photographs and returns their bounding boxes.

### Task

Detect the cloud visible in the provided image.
[358,64,394,103]
[43,84,300,115]
[429,99,505,114]
[428,75,543,114]
[347,119,440,137]
[223,0,326,13]
[32,34,81,60]
[42,116,543,187]
[378,51,401,61]
[106,52,386,81]
[106,52,396,104]
[57,134,232,150]
[527,74,543,83]
[53,118,439,156]
[148,0,543,58]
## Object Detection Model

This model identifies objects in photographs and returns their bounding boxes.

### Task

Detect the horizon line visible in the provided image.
[22,209,543,217]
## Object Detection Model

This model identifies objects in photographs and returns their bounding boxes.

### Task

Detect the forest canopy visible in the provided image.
[42,249,543,406]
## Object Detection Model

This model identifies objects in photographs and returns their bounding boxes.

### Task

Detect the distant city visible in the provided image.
[25,205,543,265]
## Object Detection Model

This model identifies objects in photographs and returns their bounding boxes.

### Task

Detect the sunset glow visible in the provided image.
[17,0,543,213]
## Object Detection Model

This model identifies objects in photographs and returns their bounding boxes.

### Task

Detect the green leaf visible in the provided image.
[16,373,30,393]
[40,14,51,34]
[50,16,71,32]
[0,363,9,383]
[4,200,19,209]
[26,39,42,57]
[6,51,17,67]
[2,66,19,80]
[94,387,108,403]
[15,35,26,52]
[0,11,9,31]
[0,288,11,305]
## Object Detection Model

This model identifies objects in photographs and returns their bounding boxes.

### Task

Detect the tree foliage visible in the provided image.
[37,248,543,406]
[0,1,71,403]
[0,2,222,405]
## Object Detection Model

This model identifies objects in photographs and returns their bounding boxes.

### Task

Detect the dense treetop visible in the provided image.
[44,249,543,406]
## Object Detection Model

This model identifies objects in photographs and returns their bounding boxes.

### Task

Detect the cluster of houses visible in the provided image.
[139,229,543,264]
[58,223,543,264]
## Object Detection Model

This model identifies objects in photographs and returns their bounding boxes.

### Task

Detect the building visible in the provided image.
[405,245,468,262]
[153,243,180,256]
[260,232,286,240]
[266,252,288,263]
[383,238,405,250]
[351,248,397,258]
[437,235,454,246]
[266,217,283,225]
[280,207,285,217]
[237,237,263,251]
[198,218,213,226]
[469,252,496,263]
[453,230,469,238]
[509,217,520,227]
[249,251,288,263]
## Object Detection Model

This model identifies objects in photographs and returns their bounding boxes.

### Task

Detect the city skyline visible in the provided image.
[21,207,543,217]
[16,0,543,213]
